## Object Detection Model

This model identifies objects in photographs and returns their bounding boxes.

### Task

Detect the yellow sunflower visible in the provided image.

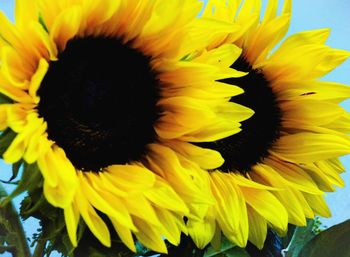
[0,0,253,253]
[184,0,350,249]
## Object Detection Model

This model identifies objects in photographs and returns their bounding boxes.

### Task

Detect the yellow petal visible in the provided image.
[187,210,216,249]
[315,160,344,188]
[110,218,136,252]
[272,133,350,163]
[79,172,135,229]
[144,178,189,214]
[247,15,290,64]
[0,105,8,130]
[1,46,31,89]
[194,41,242,68]
[210,172,248,247]
[0,12,22,50]
[281,99,344,126]
[43,179,73,208]
[167,140,224,170]
[156,209,183,246]
[23,122,48,163]
[276,29,331,54]
[240,187,288,232]
[105,164,155,191]
[75,187,111,247]
[277,81,350,104]
[3,113,42,163]
[15,0,38,28]
[251,164,307,226]
[303,193,331,218]
[264,157,324,194]
[147,144,209,203]
[83,0,121,29]
[133,217,167,253]
[64,203,80,247]
[247,206,267,249]
[39,145,77,207]
[122,194,160,226]
[29,59,49,104]
[180,119,242,142]
[50,6,82,51]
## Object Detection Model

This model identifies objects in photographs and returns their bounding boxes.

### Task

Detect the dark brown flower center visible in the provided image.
[199,56,282,173]
[37,37,160,172]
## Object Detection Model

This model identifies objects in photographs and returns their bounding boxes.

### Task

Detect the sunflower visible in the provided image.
[185,0,350,249]
[0,0,253,253]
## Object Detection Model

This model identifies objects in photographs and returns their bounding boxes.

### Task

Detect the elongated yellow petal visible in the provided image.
[240,187,288,233]
[251,164,307,226]
[29,59,49,104]
[282,99,344,127]
[210,172,248,247]
[264,157,323,194]
[272,133,350,163]
[167,140,224,170]
[15,0,38,28]
[156,209,183,246]
[79,172,135,229]
[144,178,189,214]
[64,203,80,247]
[133,217,167,254]
[75,187,111,247]
[187,210,216,249]
[247,206,267,249]
[110,218,136,252]
[277,81,350,104]
[50,6,82,51]
[122,194,160,226]
[147,144,210,204]
[105,164,155,191]
[303,193,331,218]
[1,46,31,89]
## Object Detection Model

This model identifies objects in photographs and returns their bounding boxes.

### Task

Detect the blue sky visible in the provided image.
[0,0,350,256]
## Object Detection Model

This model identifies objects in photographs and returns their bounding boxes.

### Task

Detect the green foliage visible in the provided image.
[204,237,250,257]
[0,184,31,257]
[0,129,17,157]
[285,219,316,257]
[38,14,49,32]
[11,160,24,182]
[0,163,42,207]
[297,219,350,257]
[18,165,79,257]
[311,217,323,235]
[281,224,296,249]
[0,92,12,104]
[44,218,85,257]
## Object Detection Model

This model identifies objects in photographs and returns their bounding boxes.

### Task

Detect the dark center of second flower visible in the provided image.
[200,56,282,173]
[37,37,160,172]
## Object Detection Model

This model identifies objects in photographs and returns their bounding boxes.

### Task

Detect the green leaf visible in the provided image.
[285,219,315,257]
[297,219,350,257]
[0,163,42,207]
[224,247,250,257]
[0,183,31,257]
[204,237,237,257]
[38,14,49,32]
[0,129,16,156]
[0,245,16,254]
[282,224,296,249]
[0,93,12,104]
[10,161,23,181]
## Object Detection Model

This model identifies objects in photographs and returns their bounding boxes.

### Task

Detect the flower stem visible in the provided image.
[32,237,46,257]
[0,183,31,257]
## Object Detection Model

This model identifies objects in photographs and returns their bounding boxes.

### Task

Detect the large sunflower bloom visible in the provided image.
[185,0,350,249]
[0,0,253,253]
